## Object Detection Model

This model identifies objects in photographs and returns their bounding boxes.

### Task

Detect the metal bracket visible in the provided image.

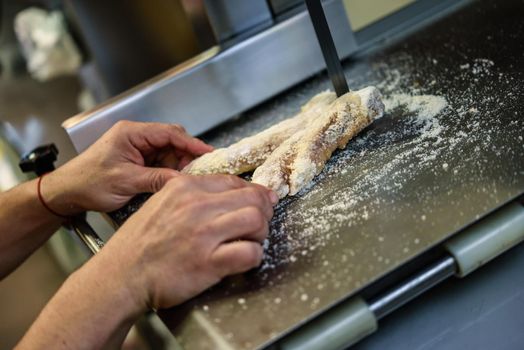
[279,296,377,350]
[446,201,524,277]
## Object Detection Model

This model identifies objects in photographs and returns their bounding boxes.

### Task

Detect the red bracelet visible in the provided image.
[37,173,71,220]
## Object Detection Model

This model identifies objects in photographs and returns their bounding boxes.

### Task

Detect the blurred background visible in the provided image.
[0,0,214,347]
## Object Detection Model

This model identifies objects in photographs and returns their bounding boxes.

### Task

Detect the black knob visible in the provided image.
[19,144,59,176]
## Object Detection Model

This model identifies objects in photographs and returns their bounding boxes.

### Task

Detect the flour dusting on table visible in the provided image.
[260,91,450,271]
[254,52,523,273]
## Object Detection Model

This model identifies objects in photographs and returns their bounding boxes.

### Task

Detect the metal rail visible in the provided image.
[369,256,456,319]
[69,217,105,254]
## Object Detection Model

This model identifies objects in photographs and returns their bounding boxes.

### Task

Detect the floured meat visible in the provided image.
[182,91,336,175]
[182,87,384,199]
[253,87,384,198]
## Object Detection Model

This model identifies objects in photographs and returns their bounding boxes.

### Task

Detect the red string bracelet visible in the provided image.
[37,173,71,220]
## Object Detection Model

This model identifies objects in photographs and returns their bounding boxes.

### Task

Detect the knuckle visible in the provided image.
[244,187,265,205]
[244,206,265,230]
[149,171,165,192]
[187,195,213,213]
[224,174,244,189]
[113,119,132,131]
[244,244,263,268]
[163,178,180,193]
[164,176,179,190]
[167,175,191,190]
[106,166,122,178]
[172,123,186,132]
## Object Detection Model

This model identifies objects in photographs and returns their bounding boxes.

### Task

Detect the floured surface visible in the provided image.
[158,1,524,348]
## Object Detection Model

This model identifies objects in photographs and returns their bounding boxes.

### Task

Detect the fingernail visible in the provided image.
[269,190,279,205]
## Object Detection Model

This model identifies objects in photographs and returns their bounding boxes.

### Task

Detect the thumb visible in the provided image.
[135,167,180,193]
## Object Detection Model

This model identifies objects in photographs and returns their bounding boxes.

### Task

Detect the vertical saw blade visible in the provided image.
[306,0,350,96]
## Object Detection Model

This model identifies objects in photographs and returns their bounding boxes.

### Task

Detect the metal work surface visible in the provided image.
[156,0,524,348]
[62,0,357,153]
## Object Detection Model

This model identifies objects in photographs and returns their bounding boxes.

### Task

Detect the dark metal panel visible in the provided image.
[204,0,273,42]
[66,0,204,96]
[269,0,304,15]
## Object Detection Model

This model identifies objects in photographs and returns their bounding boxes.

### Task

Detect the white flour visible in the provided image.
[382,94,448,121]
[260,90,450,270]
[255,52,523,272]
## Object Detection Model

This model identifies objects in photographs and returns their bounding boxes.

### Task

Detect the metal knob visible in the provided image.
[19,143,58,175]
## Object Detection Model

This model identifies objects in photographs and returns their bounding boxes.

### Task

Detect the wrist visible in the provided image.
[40,168,84,216]
[69,249,148,325]
[89,241,149,314]
[19,248,148,349]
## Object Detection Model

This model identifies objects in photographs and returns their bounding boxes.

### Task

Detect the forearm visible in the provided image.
[0,179,63,278]
[16,249,146,349]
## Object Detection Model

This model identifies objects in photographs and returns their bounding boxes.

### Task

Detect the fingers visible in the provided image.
[211,241,264,276]
[212,187,275,220]
[180,174,251,193]
[208,206,269,243]
[166,176,277,220]
[176,153,195,170]
[179,183,274,223]
[133,167,180,193]
[188,175,278,204]
[117,121,213,157]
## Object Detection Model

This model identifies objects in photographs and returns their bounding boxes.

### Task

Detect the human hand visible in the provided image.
[41,121,213,215]
[89,174,278,311]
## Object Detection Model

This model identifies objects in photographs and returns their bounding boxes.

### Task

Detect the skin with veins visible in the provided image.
[252,87,384,198]
[183,87,384,198]
[182,91,336,175]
